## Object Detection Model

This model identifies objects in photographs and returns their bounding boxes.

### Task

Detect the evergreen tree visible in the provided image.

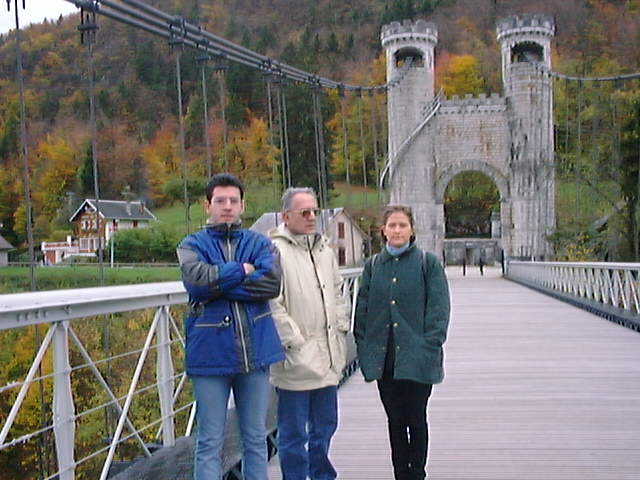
[327,32,340,53]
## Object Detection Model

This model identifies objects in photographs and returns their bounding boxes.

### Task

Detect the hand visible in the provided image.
[243,263,256,275]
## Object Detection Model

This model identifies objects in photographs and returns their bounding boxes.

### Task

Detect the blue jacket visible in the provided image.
[177,222,285,376]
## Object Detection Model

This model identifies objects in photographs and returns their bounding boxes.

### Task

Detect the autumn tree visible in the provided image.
[439,54,485,97]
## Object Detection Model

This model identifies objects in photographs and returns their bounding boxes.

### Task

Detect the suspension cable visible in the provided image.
[63,0,408,93]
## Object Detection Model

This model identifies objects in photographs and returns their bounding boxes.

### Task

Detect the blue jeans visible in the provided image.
[277,386,338,480]
[192,369,271,480]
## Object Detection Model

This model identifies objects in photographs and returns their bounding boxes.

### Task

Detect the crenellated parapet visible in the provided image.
[381,19,438,47]
[439,93,506,114]
[496,14,555,41]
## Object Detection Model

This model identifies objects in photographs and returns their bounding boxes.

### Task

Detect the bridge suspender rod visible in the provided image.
[197,53,213,179]
[171,38,190,236]
[79,6,106,285]
[357,89,368,207]
[12,3,51,476]
[312,90,324,209]
[265,78,279,202]
[274,82,287,188]
[338,86,350,185]
[312,88,329,209]
[281,86,292,188]
[369,90,381,201]
[213,59,229,170]
[10,0,36,292]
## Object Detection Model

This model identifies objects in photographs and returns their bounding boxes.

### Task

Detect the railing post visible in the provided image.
[53,321,76,480]
[156,306,175,447]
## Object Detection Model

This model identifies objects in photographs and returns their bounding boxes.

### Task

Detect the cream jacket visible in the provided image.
[268,224,350,391]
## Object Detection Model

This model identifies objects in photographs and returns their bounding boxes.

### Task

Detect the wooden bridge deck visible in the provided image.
[269,268,640,479]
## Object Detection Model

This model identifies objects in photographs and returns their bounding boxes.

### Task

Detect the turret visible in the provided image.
[497,14,556,258]
[381,19,437,158]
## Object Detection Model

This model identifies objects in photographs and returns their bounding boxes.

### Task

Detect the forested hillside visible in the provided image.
[1,0,639,259]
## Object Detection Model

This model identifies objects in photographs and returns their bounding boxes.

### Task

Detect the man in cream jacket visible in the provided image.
[269,187,350,480]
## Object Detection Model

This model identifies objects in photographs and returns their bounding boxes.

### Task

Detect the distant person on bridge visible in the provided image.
[269,187,350,480]
[177,173,284,480]
[354,205,451,480]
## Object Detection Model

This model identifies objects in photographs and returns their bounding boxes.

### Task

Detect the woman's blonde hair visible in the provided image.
[380,205,416,243]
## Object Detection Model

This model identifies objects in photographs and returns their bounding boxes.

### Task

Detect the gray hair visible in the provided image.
[281,187,316,211]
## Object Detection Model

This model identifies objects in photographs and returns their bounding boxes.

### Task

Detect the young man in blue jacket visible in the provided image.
[177,173,284,480]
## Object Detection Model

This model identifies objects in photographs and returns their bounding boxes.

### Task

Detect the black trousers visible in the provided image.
[377,376,433,480]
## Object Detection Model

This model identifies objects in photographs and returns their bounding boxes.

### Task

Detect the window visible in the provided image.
[133,220,138,228]
[338,247,346,266]
[338,222,345,239]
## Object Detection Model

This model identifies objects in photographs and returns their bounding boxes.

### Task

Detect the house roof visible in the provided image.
[0,233,14,250]
[69,199,157,222]
[250,207,367,238]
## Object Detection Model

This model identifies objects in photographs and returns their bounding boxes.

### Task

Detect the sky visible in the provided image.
[0,0,78,35]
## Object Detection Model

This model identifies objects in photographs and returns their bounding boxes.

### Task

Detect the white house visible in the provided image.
[0,234,14,266]
[41,199,156,264]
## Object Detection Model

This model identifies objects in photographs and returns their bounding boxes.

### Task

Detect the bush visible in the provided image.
[109,224,179,263]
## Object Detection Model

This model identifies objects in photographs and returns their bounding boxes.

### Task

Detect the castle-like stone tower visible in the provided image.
[381,14,556,260]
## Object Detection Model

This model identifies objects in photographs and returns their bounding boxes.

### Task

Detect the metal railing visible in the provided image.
[506,261,640,316]
[0,268,363,480]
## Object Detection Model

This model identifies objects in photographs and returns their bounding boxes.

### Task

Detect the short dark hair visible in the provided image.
[205,173,245,202]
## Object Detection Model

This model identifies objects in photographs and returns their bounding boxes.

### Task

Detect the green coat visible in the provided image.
[354,245,450,384]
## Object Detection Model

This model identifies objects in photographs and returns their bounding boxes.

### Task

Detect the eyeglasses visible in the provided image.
[288,208,321,219]
[211,197,241,206]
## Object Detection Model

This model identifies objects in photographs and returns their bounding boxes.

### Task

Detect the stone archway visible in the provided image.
[433,160,512,262]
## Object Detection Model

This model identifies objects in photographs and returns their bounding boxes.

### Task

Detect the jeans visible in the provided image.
[277,386,338,480]
[192,369,271,480]
[377,377,433,480]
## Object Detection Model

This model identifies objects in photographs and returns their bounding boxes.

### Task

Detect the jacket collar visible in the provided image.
[269,223,325,250]
[378,242,417,263]
[205,221,243,238]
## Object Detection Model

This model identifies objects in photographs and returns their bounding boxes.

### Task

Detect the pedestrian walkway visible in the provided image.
[270,272,640,479]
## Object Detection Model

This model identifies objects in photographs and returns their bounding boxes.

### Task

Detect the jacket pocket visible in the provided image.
[284,338,330,380]
[195,315,232,328]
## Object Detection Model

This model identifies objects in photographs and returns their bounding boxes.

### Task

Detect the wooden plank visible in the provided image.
[269,271,640,479]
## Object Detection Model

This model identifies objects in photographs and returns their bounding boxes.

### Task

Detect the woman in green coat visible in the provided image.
[354,205,450,480]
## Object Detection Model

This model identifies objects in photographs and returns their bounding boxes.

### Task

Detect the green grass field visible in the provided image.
[0,266,181,294]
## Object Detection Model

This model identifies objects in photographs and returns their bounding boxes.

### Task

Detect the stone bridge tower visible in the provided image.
[381,14,556,260]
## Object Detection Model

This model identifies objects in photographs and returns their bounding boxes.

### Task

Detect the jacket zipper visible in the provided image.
[308,240,333,369]
[228,235,250,372]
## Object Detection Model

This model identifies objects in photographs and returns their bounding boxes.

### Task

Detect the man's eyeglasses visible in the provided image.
[211,197,241,206]
[288,208,321,219]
